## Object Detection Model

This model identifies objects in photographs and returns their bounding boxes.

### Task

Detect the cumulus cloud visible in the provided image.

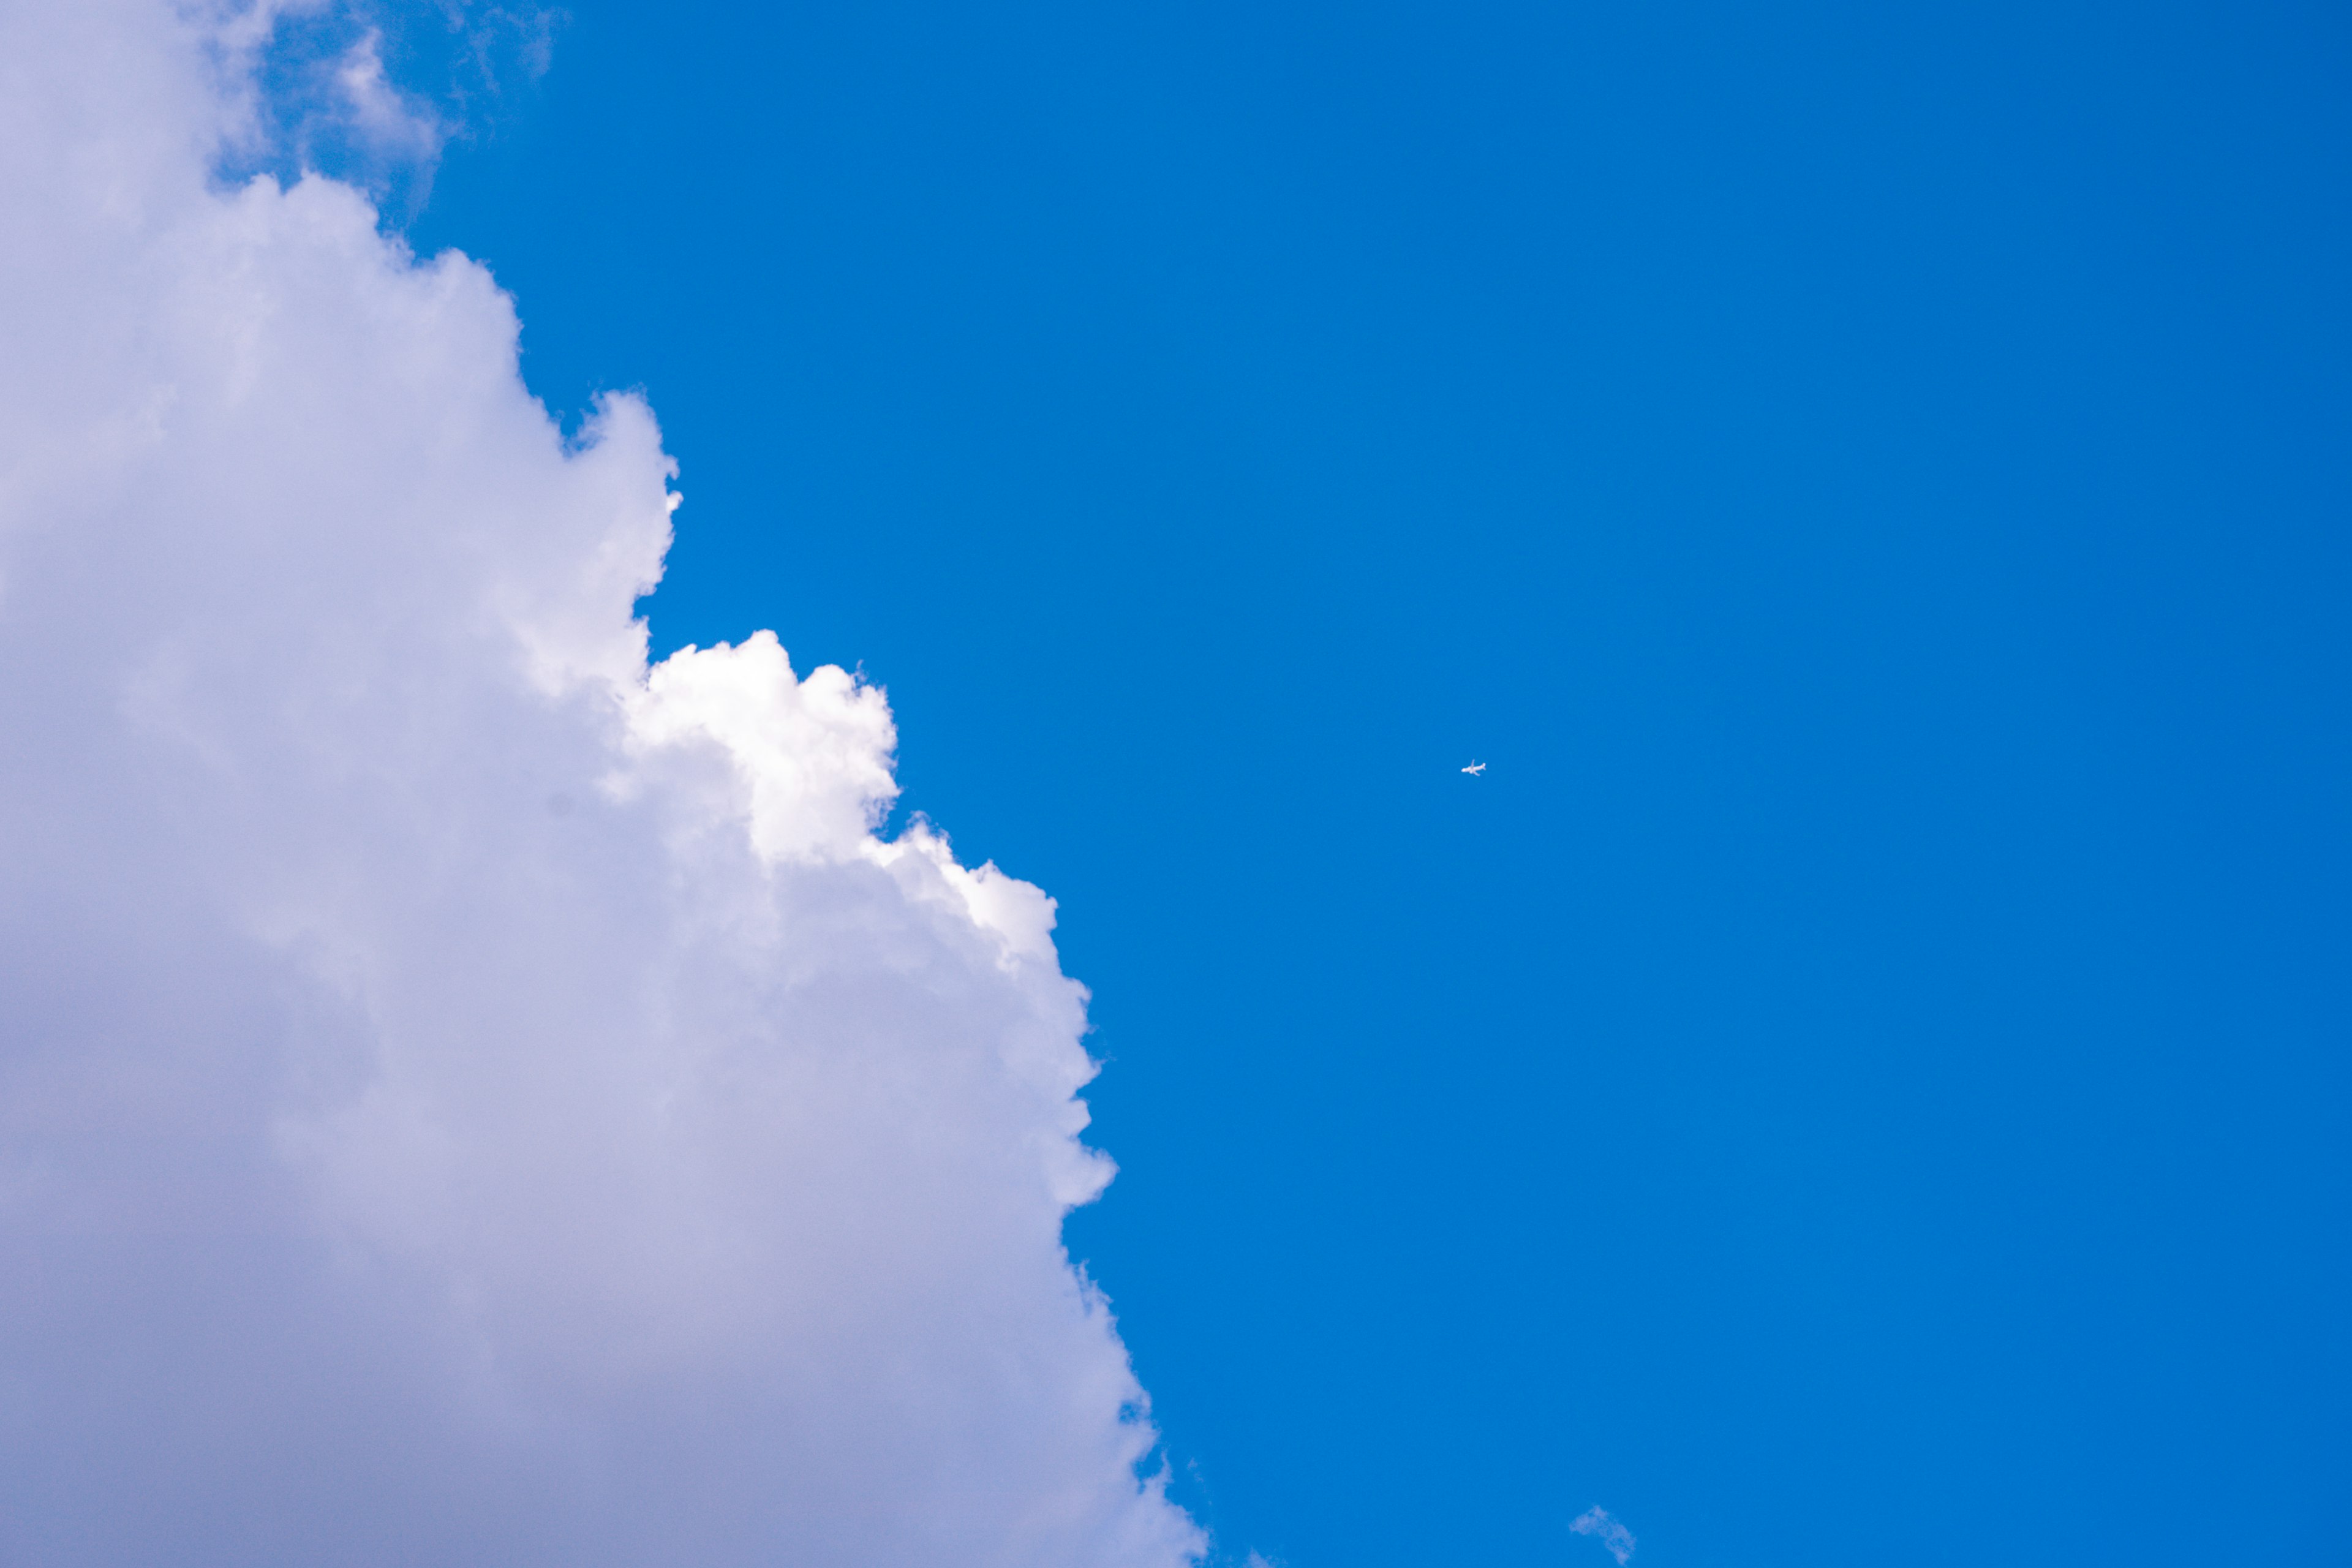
[1570,1506,1637,1564]
[0,2,1202,1564]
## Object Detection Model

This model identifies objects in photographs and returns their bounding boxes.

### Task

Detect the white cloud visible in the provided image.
[331,26,446,164]
[0,2,1202,1563]
[1570,1506,1638,1564]
[205,2,517,221]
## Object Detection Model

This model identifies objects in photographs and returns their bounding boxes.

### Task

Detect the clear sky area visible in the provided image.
[393,3,2352,1564]
[0,2,2343,1566]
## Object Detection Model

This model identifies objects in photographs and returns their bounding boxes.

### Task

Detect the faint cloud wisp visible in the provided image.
[214,0,563,223]
[1570,1506,1637,1565]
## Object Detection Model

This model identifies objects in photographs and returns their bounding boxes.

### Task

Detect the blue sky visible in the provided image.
[398,2,2352,1562]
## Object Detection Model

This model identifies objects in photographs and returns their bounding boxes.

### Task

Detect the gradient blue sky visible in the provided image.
[404,3,2350,1562]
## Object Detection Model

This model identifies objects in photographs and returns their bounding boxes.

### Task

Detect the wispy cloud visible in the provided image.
[211,1,564,223]
[1571,1506,1638,1565]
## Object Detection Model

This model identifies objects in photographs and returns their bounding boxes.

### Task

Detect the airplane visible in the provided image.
[1461,761,1486,775]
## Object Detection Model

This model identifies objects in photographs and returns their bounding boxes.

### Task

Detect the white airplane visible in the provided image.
[1461,761,1486,775]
